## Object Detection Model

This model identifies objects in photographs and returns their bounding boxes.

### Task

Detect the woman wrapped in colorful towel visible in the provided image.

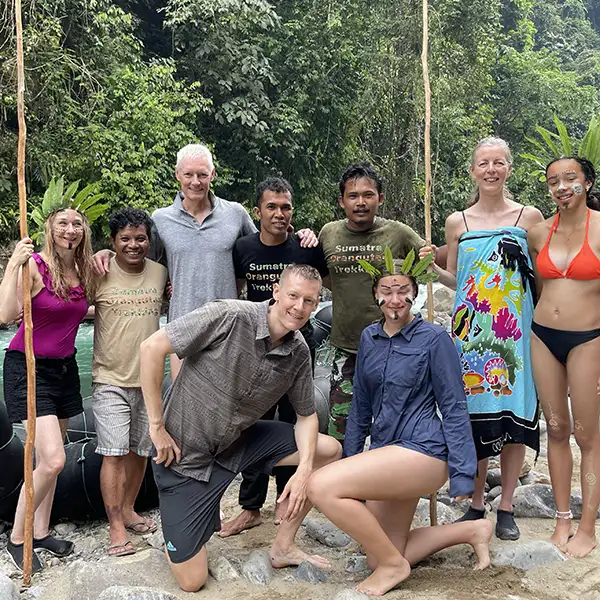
[432,137,544,541]
[528,156,600,557]
[307,250,492,597]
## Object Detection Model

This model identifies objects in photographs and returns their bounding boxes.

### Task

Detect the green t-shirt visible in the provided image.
[319,216,424,352]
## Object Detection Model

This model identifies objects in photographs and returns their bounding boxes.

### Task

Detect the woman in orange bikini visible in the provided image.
[528,156,600,558]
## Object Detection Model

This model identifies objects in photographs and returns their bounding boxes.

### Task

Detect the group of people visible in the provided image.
[0,139,598,596]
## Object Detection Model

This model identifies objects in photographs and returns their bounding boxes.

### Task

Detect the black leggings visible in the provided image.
[531,321,600,366]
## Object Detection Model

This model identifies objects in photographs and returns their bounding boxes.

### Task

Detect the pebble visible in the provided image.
[345,555,369,573]
[54,522,77,536]
[241,550,274,585]
[304,519,351,548]
[0,574,18,600]
[491,540,567,570]
[208,556,240,582]
[295,561,328,583]
[146,530,164,550]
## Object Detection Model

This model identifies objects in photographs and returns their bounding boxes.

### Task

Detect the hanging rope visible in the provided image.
[14,0,37,585]
[421,0,438,526]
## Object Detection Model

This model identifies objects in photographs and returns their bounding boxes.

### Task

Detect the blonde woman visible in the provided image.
[0,208,94,573]
[442,138,543,540]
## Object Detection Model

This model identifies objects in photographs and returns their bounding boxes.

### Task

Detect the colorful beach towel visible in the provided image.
[452,227,539,460]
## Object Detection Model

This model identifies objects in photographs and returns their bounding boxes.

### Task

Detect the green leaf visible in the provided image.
[357,259,381,279]
[535,126,560,158]
[384,246,396,275]
[412,252,434,277]
[62,180,80,207]
[399,248,414,275]
[553,115,572,156]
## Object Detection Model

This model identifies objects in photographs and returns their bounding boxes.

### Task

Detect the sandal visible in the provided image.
[125,518,158,535]
[34,534,74,557]
[107,540,136,557]
[496,508,520,541]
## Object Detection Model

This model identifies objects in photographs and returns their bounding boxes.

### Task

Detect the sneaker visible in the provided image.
[495,508,520,540]
[454,506,486,523]
[33,534,74,557]
[6,540,43,573]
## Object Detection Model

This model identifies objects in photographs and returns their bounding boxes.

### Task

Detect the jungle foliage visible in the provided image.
[1,0,599,243]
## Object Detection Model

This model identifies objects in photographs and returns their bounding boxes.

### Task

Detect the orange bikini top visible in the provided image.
[536,209,600,280]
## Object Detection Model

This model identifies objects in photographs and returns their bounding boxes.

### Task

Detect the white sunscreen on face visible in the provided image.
[573,183,584,195]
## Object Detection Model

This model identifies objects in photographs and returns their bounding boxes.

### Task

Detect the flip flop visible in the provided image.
[125,518,158,535]
[108,540,136,557]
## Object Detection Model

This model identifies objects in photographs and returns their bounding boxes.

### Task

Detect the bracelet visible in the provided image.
[555,510,573,520]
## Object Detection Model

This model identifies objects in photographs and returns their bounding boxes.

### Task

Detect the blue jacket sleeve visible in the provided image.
[429,331,477,497]
[343,330,373,458]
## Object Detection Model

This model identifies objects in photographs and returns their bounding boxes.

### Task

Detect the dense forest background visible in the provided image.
[0,0,599,243]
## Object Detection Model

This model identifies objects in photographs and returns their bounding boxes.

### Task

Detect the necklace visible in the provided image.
[560,212,587,244]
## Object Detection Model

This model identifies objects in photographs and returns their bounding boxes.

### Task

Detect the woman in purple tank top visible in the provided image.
[0,208,94,573]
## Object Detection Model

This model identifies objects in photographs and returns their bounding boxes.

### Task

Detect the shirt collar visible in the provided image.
[256,299,297,355]
[372,313,423,342]
[174,191,217,213]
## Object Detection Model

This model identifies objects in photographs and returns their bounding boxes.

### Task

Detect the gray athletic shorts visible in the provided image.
[153,420,298,564]
[92,384,152,457]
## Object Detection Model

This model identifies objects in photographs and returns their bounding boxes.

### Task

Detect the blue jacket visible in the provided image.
[343,315,477,498]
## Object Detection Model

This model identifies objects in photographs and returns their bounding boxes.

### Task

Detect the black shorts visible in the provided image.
[3,350,83,424]
[153,420,298,564]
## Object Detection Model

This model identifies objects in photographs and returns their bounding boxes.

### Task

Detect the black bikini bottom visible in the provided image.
[531,321,600,365]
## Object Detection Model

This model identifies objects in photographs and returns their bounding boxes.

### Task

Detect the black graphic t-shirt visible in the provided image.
[233,233,329,350]
[233,233,329,302]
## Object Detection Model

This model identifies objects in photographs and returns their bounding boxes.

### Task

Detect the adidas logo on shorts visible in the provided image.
[166,541,177,552]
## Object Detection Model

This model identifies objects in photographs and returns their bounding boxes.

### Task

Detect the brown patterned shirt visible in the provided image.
[163,299,315,481]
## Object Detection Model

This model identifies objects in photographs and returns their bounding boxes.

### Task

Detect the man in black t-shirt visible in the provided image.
[219,177,329,538]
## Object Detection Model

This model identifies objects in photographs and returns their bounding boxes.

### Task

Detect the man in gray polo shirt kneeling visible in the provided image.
[140,264,342,592]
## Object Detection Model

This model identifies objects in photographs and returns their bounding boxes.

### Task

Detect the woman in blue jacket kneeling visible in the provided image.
[307,251,492,597]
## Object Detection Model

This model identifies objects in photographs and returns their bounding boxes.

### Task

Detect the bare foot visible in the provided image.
[355,557,411,596]
[564,529,597,558]
[549,519,573,550]
[469,519,493,570]
[270,544,330,569]
[218,510,262,538]
[274,496,287,525]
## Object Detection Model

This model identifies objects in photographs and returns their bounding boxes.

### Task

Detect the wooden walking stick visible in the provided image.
[15,0,37,585]
[421,0,437,526]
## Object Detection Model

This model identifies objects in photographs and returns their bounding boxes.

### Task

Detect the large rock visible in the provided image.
[491,484,593,519]
[0,574,18,600]
[486,468,502,488]
[491,540,567,570]
[304,519,351,548]
[295,561,328,583]
[69,549,171,600]
[487,486,502,502]
[241,550,274,586]
[519,471,551,486]
[413,499,460,526]
[432,286,456,314]
[97,587,178,600]
[208,556,240,582]
[146,530,164,550]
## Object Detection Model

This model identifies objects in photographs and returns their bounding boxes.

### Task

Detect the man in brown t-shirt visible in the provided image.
[140,264,342,592]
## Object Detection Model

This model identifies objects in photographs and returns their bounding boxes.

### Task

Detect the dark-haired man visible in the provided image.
[140,265,342,592]
[91,208,168,557]
[319,162,426,440]
[219,177,329,537]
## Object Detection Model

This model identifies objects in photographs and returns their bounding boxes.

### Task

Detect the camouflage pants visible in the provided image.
[328,348,357,441]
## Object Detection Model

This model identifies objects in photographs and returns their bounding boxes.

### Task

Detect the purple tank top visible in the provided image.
[9,253,88,358]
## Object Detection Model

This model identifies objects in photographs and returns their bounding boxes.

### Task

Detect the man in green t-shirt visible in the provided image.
[319,162,430,440]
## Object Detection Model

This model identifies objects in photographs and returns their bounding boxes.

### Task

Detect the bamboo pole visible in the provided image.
[421,0,437,527]
[15,0,37,585]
